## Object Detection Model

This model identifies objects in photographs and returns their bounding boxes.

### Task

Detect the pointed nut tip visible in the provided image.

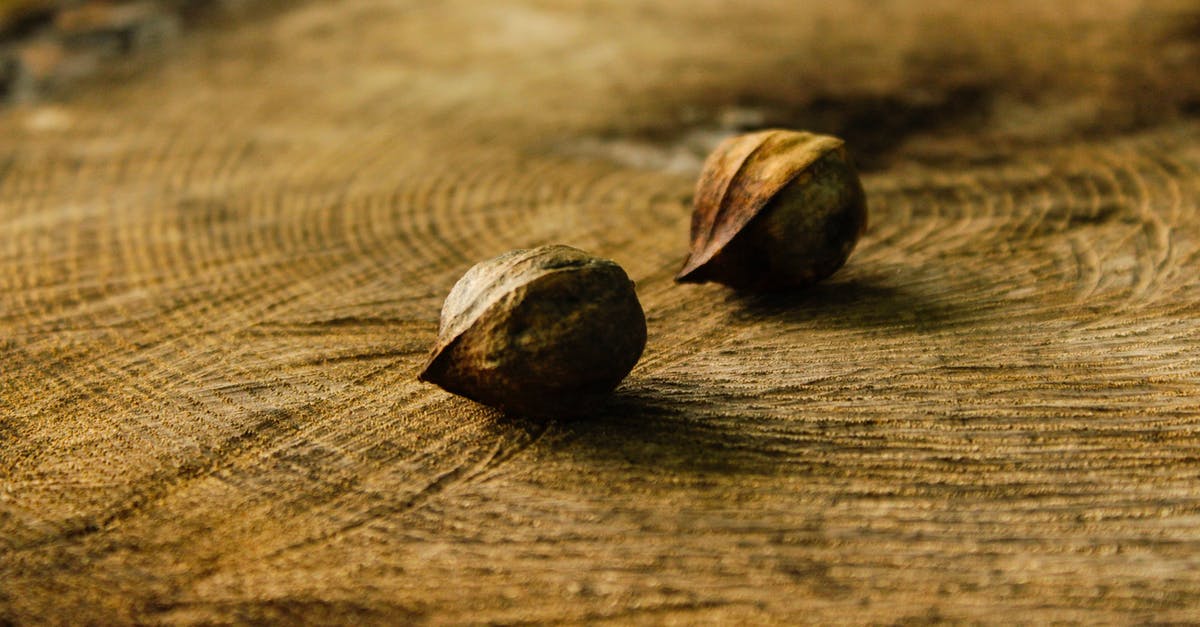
[417,349,443,383]
[675,259,706,283]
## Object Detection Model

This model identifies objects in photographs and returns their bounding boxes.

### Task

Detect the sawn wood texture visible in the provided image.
[3,1,1200,623]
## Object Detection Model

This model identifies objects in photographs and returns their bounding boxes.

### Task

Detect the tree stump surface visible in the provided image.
[3,1,1200,623]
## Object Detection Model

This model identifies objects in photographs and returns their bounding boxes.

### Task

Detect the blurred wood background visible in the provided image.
[3,0,1200,623]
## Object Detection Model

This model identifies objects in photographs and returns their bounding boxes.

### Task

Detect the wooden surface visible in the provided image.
[3,1,1200,623]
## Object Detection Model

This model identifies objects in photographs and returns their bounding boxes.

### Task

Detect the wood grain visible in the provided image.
[3,0,1200,623]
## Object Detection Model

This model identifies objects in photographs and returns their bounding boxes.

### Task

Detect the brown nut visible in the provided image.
[676,129,868,290]
[418,245,646,417]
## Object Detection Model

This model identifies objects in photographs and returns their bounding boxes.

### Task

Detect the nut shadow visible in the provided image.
[498,376,819,477]
[721,271,972,333]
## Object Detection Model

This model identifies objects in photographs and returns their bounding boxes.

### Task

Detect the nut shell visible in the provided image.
[677,129,868,290]
[419,245,646,417]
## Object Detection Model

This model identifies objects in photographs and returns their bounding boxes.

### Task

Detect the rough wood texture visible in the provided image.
[3,1,1200,623]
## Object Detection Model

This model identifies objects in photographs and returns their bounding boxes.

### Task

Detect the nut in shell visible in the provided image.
[676,129,868,290]
[418,245,647,417]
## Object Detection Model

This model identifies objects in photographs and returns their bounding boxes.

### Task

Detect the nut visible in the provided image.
[418,245,646,417]
[676,129,868,290]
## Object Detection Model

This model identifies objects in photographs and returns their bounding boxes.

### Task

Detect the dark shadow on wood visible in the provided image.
[499,377,825,477]
[722,273,972,332]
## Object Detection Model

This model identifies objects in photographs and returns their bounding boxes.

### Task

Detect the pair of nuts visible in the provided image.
[418,129,868,416]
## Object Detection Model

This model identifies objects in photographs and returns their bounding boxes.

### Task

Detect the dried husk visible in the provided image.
[419,245,646,417]
[677,129,868,290]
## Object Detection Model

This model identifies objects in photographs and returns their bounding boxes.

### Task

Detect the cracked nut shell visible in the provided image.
[676,129,868,290]
[418,245,646,417]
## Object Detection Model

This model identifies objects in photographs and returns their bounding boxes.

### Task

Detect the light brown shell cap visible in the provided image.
[677,129,847,281]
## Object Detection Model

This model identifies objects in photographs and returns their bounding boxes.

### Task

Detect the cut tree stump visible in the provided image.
[3,1,1200,623]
